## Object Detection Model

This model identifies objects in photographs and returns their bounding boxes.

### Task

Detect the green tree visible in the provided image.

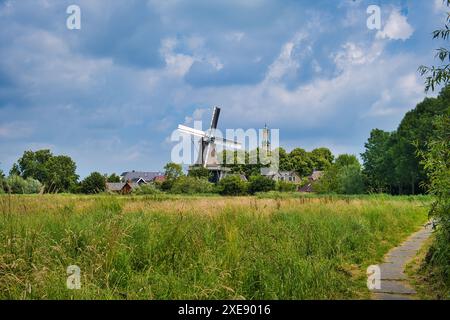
[24,178,43,194]
[289,148,314,176]
[218,175,248,196]
[419,0,450,92]
[45,156,78,193]
[314,155,364,194]
[16,149,53,181]
[171,176,214,194]
[164,162,184,180]
[361,129,394,193]
[12,150,78,193]
[334,154,360,169]
[188,166,212,180]
[5,175,27,194]
[9,163,21,176]
[81,172,106,194]
[248,175,276,194]
[418,110,450,292]
[309,148,334,171]
[107,173,121,183]
[337,164,365,195]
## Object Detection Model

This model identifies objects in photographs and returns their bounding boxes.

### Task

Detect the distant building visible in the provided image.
[260,168,301,184]
[120,171,165,183]
[299,170,324,193]
[106,181,140,194]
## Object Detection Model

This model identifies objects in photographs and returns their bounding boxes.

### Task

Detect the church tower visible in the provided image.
[261,124,271,157]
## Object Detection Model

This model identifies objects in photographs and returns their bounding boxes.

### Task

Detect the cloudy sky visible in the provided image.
[0,0,447,177]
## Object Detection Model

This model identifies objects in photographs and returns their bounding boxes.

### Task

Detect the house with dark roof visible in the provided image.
[260,168,301,184]
[120,171,165,183]
[106,181,140,194]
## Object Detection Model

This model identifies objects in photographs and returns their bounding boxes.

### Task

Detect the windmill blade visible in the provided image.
[203,142,212,168]
[210,107,221,130]
[178,125,206,138]
[215,138,242,150]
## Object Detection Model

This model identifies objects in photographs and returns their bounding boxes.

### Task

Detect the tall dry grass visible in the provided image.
[0,194,429,299]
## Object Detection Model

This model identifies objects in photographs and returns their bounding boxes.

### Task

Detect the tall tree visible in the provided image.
[164,162,184,180]
[361,129,393,193]
[81,172,106,194]
[12,150,78,193]
[289,148,314,176]
[45,155,78,193]
[309,148,334,171]
[334,154,360,169]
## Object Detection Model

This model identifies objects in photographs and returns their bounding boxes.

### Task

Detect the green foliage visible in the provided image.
[5,175,27,194]
[418,109,450,294]
[24,178,43,194]
[335,154,360,169]
[107,173,121,183]
[276,181,297,192]
[248,175,276,194]
[170,176,214,194]
[188,166,212,180]
[81,172,106,194]
[133,184,161,195]
[313,165,340,194]
[337,164,365,195]
[310,148,334,171]
[12,150,78,193]
[314,155,364,195]
[288,148,314,176]
[361,129,394,193]
[362,87,450,195]
[9,164,20,176]
[164,162,184,180]
[418,0,450,92]
[218,175,248,196]
[45,156,78,193]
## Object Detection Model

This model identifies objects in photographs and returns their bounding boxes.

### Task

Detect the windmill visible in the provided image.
[177,107,241,181]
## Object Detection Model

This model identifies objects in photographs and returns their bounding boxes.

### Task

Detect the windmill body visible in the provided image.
[177,107,241,182]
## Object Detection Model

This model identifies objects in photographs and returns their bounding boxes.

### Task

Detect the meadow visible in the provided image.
[0,194,430,300]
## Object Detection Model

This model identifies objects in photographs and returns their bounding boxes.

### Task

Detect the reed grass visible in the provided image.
[0,194,429,299]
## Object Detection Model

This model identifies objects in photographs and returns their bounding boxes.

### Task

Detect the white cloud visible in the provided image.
[376,9,414,41]
[160,38,195,77]
[265,32,308,82]
[367,73,423,117]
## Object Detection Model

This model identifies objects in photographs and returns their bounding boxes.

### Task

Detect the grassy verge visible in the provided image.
[0,195,428,299]
[406,234,450,300]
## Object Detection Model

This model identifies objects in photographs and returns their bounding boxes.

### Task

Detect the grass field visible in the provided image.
[0,194,430,300]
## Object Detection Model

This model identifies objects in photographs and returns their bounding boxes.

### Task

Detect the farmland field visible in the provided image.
[0,194,430,300]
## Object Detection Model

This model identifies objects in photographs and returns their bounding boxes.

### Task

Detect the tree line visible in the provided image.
[1,83,448,196]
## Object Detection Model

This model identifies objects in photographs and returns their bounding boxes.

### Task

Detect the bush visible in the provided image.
[314,163,365,195]
[248,175,276,194]
[170,176,214,194]
[337,164,365,195]
[133,184,161,195]
[276,181,297,192]
[218,175,248,196]
[5,175,27,194]
[188,166,212,180]
[81,172,106,194]
[24,178,42,194]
